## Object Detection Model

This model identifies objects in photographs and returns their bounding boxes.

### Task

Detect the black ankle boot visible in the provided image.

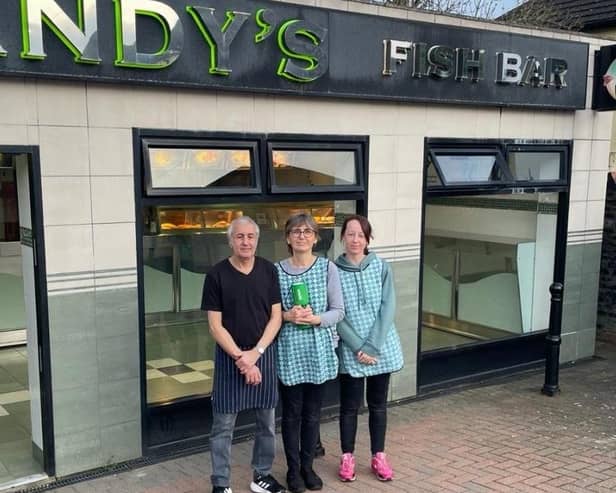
[300,468,323,491]
[287,469,305,493]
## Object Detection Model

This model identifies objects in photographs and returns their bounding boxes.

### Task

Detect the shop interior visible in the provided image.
[0,153,43,487]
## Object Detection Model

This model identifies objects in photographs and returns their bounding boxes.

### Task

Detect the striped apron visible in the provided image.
[211,343,278,414]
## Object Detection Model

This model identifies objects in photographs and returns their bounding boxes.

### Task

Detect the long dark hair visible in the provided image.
[340,215,373,255]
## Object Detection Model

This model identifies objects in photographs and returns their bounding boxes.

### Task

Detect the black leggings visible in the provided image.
[339,372,390,455]
[280,382,324,473]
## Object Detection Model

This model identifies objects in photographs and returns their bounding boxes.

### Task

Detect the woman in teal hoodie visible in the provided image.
[334,215,403,483]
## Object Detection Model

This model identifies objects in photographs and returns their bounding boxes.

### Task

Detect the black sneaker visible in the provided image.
[212,487,233,493]
[300,469,323,491]
[250,473,286,493]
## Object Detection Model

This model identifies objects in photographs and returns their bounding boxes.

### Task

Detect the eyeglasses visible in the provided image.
[290,228,315,238]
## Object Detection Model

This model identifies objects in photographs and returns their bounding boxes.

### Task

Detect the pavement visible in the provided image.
[29,339,616,493]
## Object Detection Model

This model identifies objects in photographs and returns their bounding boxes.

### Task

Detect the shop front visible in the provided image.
[0,0,611,483]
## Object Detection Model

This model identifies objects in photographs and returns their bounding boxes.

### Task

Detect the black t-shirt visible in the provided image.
[201,256,281,347]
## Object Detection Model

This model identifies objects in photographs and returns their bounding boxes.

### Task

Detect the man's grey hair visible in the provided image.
[226,215,260,241]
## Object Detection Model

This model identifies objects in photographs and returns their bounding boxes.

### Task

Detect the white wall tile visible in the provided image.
[572,140,592,171]
[37,81,87,126]
[499,109,534,139]
[91,177,135,224]
[531,111,555,139]
[407,10,435,23]
[394,135,424,173]
[369,136,396,173]
[592,110,613,141]
[475,108,500,138]
[395,208,421,244]
[176,90,217,130]
[552,112,575,139]
[590,140,611,171]
[426,105,475,138]
[42,177,92,226]
[587,171,608,202]
[89,128,134,176]
[377,5,406,18]
[574,110,594,140]
[317,0,348,10]
[397,105,428,137]
[349,2,378,14]
[569,171,589,202]
[368,173,396,211]
[45,225,94,275]
[217,92,256,132]
[40,127,90,176]
[87,84,176,128]
[0,79,37,125]
[26,126,39,145]
[0,125,28,145]
[93,223,136,271]
[567,202,586,232]
[367,210,396,247]
[254,95,276,133]
[586,200,606,231]
[396,173,422,210]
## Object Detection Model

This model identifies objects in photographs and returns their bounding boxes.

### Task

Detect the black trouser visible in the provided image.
[339,372,390,455]
[280,382,324,473]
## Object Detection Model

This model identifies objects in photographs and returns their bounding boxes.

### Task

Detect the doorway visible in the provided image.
[0,149,52,487]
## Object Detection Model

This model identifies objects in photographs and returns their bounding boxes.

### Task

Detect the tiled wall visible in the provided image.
[0,0,612,476]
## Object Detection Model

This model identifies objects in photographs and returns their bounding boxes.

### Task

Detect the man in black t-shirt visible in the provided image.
[202,216,285,493]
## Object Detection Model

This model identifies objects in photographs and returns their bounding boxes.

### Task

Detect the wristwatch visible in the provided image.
[256,346,266,355]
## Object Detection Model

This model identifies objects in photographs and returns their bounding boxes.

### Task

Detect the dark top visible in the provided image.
[202,256,281,347]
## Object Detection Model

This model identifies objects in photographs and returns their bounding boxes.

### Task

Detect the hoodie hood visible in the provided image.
[334,251,377,272]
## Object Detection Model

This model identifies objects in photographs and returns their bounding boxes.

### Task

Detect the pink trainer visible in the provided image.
[371,452,393,481]
[338,453,356,482]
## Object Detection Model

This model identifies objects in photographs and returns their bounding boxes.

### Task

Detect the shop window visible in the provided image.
[508,151,563,182]
[142,200,356,404]
[268,142,364,193]
[143,139,260,196]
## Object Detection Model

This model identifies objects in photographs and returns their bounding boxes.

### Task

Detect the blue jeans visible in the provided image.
[210,408,276,487]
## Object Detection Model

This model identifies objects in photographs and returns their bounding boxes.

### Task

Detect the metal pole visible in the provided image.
[542,282,563,396]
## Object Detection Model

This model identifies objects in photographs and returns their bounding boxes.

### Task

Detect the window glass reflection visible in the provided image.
[435,155,502,184]
[509,152,561,181]
[421,193,558,352]
[143,200,356,405]
[148,147,253,189]
[272,149,357,187]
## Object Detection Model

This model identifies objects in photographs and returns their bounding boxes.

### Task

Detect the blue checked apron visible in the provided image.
[276,257,339,386]
[338,256,404,377]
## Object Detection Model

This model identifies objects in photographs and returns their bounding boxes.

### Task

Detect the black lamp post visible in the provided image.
[542,282,563,396]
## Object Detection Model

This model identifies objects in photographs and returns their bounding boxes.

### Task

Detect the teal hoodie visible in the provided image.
[334,252,396,357]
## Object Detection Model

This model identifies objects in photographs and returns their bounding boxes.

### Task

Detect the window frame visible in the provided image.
[426,140,570,193]
[142,137,262,197]
[428,146,510,189]
[267,140,365,194]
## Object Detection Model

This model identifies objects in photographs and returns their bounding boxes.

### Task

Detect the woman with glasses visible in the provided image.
[275,213,344,493]
[334,215,403,483]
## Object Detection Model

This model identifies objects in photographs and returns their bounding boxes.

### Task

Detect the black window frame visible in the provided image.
[267,140,365,194]
[505,144,569,186]
[426,140,570,194]
[142,137,262,197]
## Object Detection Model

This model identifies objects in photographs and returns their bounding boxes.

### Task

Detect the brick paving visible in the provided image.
[41,340,616,493]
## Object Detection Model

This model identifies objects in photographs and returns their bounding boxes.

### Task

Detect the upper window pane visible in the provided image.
[435,155,503,184]
[271,149,358,188]
[508,152,561,181]
[148,147,253,190]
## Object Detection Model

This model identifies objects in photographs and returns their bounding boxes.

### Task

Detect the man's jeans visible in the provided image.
[210,408,276,487]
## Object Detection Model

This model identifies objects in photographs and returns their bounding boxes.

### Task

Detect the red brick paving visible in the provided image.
[44,340,616,493]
